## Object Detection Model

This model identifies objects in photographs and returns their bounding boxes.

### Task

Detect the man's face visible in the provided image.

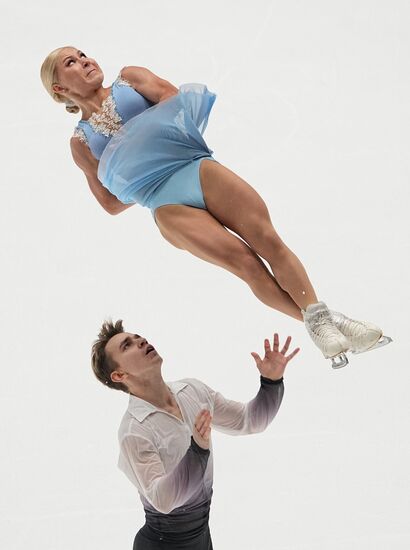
[105,332,162,387]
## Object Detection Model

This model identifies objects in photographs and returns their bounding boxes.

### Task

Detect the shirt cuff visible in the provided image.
[190,435,210,455]
[260,375,283,386]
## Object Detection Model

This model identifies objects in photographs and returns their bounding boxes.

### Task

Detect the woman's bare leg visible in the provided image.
[154,205,303,320]
[199,159,318,311]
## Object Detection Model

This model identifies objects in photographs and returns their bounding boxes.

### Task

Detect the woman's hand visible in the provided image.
[251,333,300,381]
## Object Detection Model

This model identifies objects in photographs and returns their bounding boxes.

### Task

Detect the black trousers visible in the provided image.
[133,501,213,550]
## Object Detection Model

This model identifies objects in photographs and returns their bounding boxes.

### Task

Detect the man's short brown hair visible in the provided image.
[91,319,128,393]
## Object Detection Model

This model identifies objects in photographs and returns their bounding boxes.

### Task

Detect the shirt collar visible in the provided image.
[127,380,188,423]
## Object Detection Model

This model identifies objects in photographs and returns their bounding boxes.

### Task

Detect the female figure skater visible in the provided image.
[40,46,391,369]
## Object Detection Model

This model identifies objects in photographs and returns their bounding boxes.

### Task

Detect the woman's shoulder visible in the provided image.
[116,65,157,89]
[72,126,87,140]
[114,66,133,88]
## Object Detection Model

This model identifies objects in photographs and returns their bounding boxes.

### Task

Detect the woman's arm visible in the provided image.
[70,136,133,215]
[120,66,178,103]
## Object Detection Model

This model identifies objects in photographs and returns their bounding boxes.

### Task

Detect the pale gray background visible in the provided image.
[1,0,409,548]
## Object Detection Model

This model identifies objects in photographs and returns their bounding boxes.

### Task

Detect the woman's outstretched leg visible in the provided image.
[199,160,318,311]
[199,160,384,366]
[154,201,355,366]
[154,205,303,321]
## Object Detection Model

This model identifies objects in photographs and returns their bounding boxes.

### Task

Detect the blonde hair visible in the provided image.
[40,46,80,114]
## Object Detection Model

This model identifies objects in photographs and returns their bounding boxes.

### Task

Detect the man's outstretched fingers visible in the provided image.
[199,415,212,438]
[195,410,208,433]
[195,413,206,433]
[251,352,262,367]
[273,333,279,352]
[203,416,212,437]
[280,335,291,355]
[193,411,212,450]
[287,347,300,361]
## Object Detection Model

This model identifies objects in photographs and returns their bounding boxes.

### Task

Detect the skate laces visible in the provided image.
[308,309,335,336]
[332,312,365,338]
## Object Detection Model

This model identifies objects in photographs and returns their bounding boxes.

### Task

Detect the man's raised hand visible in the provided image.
[251,333,300,381]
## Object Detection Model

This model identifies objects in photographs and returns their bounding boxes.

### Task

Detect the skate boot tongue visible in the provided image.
[302,301,350,366]
[302,302,334,324]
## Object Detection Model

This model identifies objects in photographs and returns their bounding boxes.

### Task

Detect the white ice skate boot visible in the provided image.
[302,301,350,369]
[330,310,392,354]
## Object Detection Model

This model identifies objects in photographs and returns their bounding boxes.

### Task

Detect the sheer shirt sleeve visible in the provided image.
[203,376,284,435]
[119,433,209,514]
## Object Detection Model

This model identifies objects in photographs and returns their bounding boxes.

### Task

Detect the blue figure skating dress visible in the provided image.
[73,72,218,219]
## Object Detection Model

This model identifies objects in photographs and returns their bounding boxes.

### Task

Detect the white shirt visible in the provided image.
[117,376,284,515]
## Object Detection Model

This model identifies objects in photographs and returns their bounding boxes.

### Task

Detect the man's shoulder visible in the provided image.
[117,407,136,434]
[117,405,151,440]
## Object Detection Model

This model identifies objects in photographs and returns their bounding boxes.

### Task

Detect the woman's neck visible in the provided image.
[79,86,112,121]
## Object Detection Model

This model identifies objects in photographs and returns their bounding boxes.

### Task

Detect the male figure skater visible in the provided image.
[91,320,300,549]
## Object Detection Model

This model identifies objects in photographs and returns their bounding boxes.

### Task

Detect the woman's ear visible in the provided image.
[52,83,65,93]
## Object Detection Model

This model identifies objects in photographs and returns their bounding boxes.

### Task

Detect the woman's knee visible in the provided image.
[249,224,287,258]
[227,247,266,281]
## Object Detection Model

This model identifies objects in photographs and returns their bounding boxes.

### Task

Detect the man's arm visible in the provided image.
[119,411,212,515]
[203,333,299,436]
[205,375,285,436]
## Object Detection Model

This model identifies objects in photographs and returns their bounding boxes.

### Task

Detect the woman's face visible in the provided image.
[53,47,104,98]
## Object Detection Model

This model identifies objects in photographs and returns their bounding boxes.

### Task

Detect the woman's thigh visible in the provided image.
[154,204,267,277]
[199,159,284,254]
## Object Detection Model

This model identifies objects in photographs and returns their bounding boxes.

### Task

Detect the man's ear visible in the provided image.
[111,370,126,384]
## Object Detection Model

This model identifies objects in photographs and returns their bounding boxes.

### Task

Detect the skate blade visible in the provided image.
[351,336,393,355]
[331,352,349,369]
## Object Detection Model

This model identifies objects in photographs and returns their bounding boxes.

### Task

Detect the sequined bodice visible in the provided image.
[72,71,154,160]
